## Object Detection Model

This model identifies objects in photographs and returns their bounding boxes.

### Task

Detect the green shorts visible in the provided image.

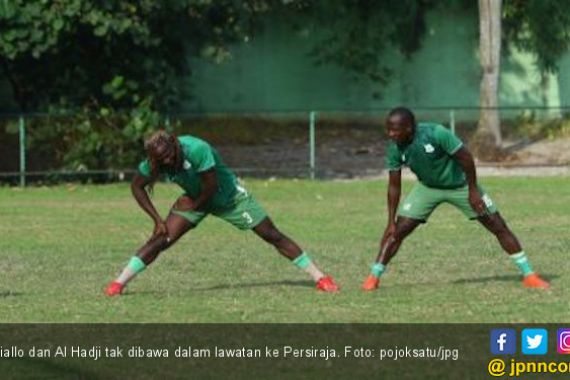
[172,191,268,230]
[398,182,498,221]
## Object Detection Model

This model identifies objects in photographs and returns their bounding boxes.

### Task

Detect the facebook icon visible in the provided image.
[491,329,516,355]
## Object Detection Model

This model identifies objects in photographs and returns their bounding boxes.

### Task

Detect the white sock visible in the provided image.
[304,262,325,282]
[116,268,137,285]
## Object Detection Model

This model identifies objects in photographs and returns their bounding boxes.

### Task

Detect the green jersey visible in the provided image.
[138,135,240,210]
[386,123,465,189]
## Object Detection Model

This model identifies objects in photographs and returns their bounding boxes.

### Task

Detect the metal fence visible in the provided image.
[1,107,569,185]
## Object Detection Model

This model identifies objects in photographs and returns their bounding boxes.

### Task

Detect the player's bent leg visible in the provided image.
[253,217,302,260]
[106,211,196,296]
[478,212,549,289]
[363,217,422,291]
[477,212,521,254]
[252,217,339,292]
[378,216,421,264]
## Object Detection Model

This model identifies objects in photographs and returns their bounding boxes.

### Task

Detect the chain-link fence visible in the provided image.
[1,107,570,185]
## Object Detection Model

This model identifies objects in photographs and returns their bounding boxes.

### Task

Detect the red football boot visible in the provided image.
[316,276,339,292]
[361,275,380,291]
[523,273,550,289]
[105,281,124,296]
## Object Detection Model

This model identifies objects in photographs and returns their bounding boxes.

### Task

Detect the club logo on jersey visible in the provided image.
[482,194,493,207]
[183,160,192,170]
[424,144,435,153]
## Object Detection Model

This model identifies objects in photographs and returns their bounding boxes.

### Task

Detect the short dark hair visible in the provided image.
[388,107,416,127]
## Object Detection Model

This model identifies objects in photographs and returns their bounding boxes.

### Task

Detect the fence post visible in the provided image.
[19,115,26,187]
[449,109,456,135]
[309,111,317,180]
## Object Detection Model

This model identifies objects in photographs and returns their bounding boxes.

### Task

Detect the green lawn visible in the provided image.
[0,177,568,323]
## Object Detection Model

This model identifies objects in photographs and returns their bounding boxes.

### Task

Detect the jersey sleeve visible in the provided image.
[189,140,216,172]
[385,143,403,171]
[434,124,463,155]
[137,159,151,177]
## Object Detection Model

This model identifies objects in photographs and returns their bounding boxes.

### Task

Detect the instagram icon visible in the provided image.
[557,329,570,354]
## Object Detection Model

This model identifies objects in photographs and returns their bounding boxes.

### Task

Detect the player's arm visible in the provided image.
[382,169,402,245]
[383,142,403,243]
[131,173,167,236]
[387,170,402,225]
[452,146,486,214]
[193,168,218,211]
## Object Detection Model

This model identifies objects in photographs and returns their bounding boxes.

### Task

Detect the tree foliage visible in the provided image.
[0,0,270,112]
[4,0,570,169]
[0,0,270,170]
[503,0,570,73]
[281,0,435,90]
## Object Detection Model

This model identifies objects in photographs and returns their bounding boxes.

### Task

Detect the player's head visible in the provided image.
[386,107,416,145]
[144,130,182,181]
[145,130,181,167]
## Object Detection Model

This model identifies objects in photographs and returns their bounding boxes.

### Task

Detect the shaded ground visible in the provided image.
[1,116,568,180]
[211,130,570,179]
[214,127,387,178]
[501,137,570,166]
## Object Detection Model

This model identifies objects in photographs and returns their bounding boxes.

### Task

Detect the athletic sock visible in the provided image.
[292,252,325,282]
[370,263,386,278]
[116,256,147,285]
[510,251,534,276]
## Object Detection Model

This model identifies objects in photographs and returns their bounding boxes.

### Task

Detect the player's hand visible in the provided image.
[152,219,168,238]
[468,189,486,215]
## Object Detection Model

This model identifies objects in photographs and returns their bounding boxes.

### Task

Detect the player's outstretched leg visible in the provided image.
[362,217,421,291]
[106,213,195,296]
[478,212,549,289]
[252,217,339,292]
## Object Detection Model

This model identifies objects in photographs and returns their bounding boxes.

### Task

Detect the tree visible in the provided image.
[0,0,270,113]
[284,0,434,93]
[503,0,570,74]
[474,0,570,157]
[472,0,502,158]
[0,0,271,170]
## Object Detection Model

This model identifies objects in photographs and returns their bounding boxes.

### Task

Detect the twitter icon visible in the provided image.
[522,329,548,355]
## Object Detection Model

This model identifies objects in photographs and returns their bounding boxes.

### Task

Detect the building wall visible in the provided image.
[1,8,568,114]
[183,8,564,114]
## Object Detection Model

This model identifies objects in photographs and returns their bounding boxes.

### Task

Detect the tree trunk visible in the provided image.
[474,0,503,160]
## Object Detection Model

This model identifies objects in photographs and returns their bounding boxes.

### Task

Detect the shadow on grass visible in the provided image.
[452,273,557,285]
[124,280,314,296]
[0,291,23,297]
[193,279,314,292]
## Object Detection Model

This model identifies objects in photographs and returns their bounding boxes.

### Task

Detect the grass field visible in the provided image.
[0,177,568,323]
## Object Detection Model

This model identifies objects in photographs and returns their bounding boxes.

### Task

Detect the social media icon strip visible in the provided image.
[557,328,570,354]
[522,329,548,355]
[491,329,516,355]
